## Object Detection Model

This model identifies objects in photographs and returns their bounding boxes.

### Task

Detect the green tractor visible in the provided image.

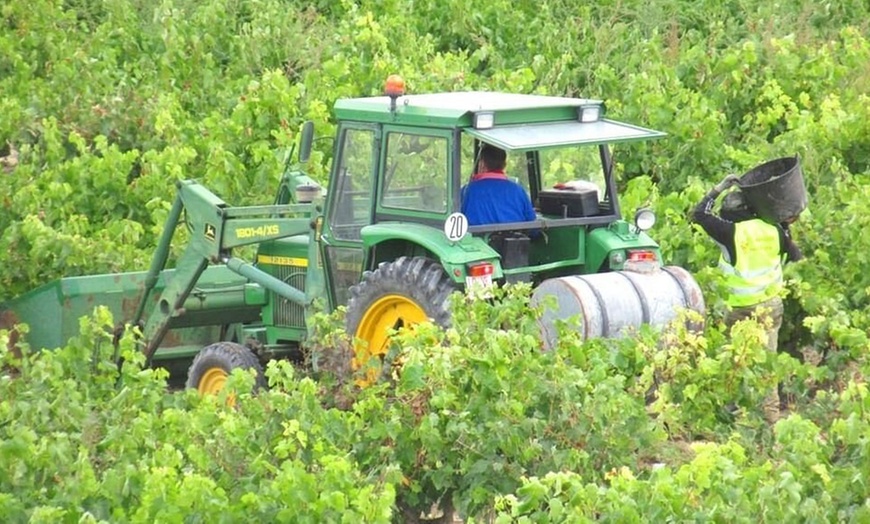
[1,80,704,391]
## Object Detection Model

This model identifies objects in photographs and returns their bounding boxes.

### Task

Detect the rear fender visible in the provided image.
[586,220,662,271]
[360,223,502,284]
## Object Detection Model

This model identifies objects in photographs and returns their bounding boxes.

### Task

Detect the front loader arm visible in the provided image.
[133,180,317,363]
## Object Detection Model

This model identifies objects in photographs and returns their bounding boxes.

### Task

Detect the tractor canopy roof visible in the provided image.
[334,91,666,151]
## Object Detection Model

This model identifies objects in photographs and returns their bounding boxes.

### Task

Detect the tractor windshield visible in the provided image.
[461,140,606,201]
[537,147,607,202]
[460,134,615,228]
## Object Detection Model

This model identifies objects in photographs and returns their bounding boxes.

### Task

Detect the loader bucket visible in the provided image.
[1,267,260,361]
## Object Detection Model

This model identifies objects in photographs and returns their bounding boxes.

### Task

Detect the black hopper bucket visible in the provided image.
[737,156,807,223]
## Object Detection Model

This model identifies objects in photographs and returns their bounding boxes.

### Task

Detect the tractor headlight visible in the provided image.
[577,102,605,123]
[634,208,656,231]
[473,111,495,129]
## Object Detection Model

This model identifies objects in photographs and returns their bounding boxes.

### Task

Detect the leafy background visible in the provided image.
[2,0,870,521]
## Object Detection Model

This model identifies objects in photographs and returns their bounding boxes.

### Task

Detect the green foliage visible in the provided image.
[0,309,396,523]
[343,286,664,517]
[4,0,870,520]
[492,408,870,522]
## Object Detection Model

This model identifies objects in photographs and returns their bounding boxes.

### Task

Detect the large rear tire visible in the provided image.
[346,256,455,384]
[186,342,266,394]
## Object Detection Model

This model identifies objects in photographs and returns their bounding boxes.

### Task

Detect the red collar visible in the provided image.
[471,170,508,181]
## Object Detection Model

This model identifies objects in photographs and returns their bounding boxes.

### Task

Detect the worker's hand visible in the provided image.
[714,174,740,193]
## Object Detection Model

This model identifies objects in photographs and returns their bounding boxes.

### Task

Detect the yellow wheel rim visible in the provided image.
[353,294,427,384]
[198,367,229,395]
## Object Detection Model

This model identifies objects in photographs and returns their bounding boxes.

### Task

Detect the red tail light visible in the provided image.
[467,262,494,277]
[627,250,657,262]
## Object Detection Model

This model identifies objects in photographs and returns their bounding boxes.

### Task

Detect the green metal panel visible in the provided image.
[244,283,266,304]
[585,222,662,273]
[360,222,503,282]
[255,236,311,340]
[529,227,584,266]
[256,235,311,265]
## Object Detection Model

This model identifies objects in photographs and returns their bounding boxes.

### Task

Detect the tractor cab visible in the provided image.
[320,83,669,309]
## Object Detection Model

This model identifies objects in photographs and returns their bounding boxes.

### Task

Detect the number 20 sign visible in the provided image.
[444,212,468,242]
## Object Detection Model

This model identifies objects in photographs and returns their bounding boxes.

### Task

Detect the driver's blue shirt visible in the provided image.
[460,172,537,226]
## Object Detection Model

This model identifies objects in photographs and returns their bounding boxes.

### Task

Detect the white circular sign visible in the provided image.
[444,212,468,242]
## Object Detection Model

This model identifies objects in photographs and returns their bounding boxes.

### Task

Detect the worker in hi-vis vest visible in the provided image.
[692,173,803,422]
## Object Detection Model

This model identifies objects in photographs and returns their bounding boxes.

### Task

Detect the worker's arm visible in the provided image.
[691,176,739,257]
[779,224,803,263]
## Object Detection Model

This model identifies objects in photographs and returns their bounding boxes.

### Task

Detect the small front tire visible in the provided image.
[186,342,266,394]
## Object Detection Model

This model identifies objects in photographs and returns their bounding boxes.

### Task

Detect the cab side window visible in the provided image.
[381,133,448,213]
[329,128,376,241]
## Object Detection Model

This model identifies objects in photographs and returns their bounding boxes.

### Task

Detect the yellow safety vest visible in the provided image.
[719,219,783,308]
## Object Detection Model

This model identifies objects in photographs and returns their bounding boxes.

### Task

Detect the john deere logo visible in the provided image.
[204,223,216,242]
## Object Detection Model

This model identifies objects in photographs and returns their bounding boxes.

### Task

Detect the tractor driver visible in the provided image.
[461,143,537,226]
